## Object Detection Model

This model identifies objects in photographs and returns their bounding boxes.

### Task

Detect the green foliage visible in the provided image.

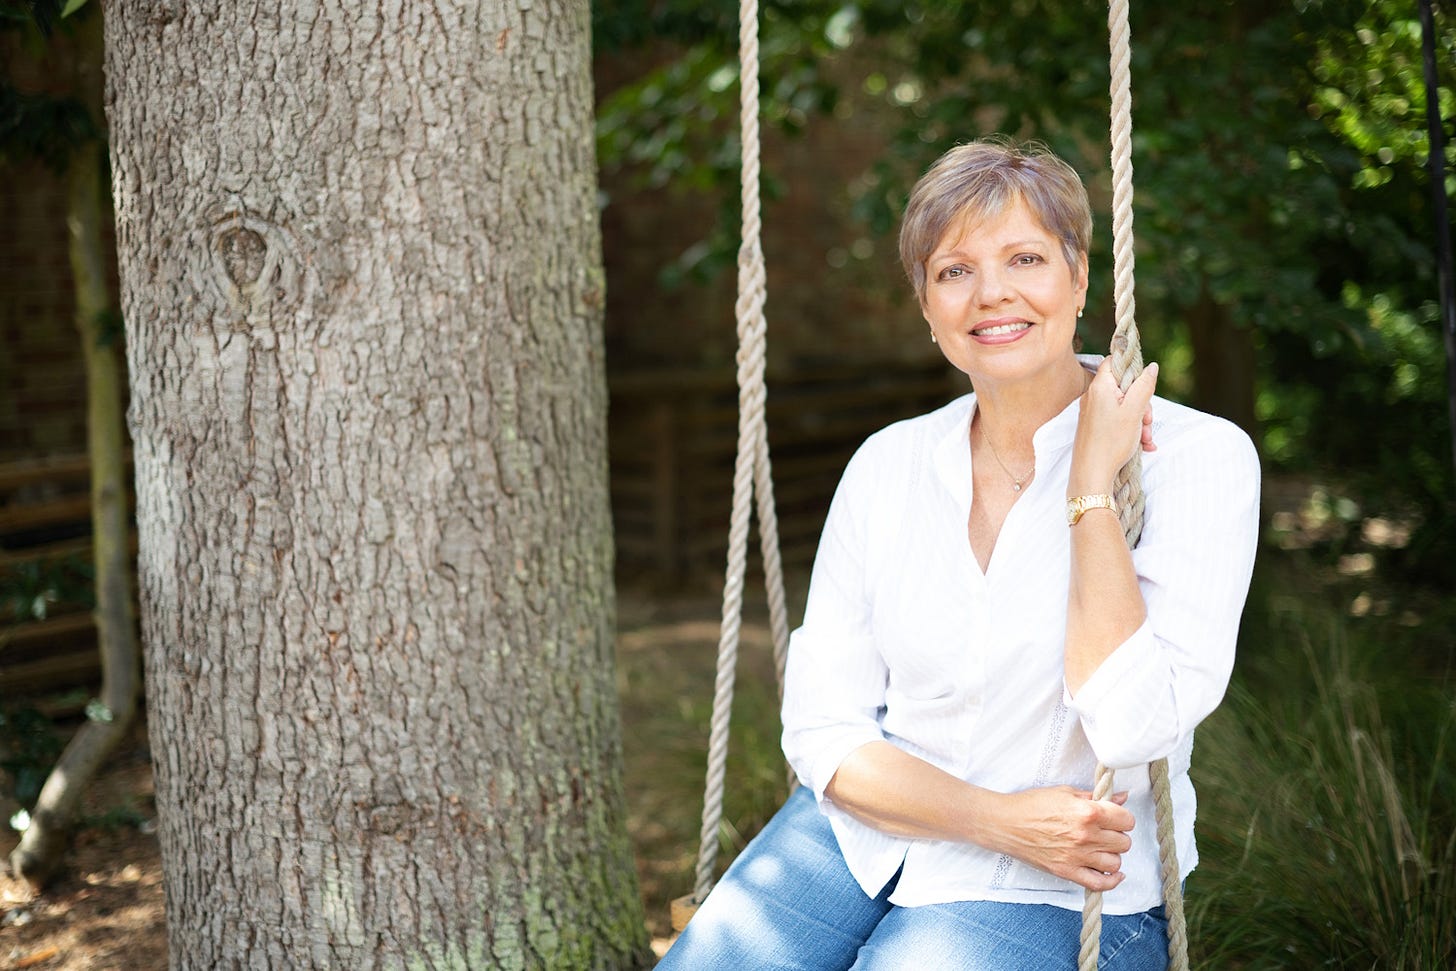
[0,0,87,39]
[1314,5,1456,190]
[0,706,64,810]
[1191,573,1456,968]
[0,80,94,171]
[595,1,843,285]
[79,802,150,833]
[0,0,103,171]
[1,554,94,622]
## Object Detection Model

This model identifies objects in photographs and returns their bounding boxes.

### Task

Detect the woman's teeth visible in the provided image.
[977,322,1030,336]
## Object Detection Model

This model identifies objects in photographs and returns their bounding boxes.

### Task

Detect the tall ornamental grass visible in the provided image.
[1189,600,1455,968]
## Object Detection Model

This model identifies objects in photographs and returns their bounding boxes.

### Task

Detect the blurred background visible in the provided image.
[3,1,1454,967]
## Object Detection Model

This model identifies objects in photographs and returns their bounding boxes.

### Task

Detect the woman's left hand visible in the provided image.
[1068,358,1158,495]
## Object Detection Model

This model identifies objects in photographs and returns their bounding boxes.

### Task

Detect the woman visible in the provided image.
[657,140,1260,970]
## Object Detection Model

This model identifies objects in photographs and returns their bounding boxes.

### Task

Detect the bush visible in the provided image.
[1190,595,1456,968]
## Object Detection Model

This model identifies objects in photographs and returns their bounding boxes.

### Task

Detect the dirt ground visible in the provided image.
[1,586,784,969]
[0,734,166,971]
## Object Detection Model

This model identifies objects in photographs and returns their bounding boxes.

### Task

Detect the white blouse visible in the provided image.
[780,367,1261,915]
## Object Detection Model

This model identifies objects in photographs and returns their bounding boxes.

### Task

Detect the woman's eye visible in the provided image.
[1014,254,1043,266]
[939,266,965,280]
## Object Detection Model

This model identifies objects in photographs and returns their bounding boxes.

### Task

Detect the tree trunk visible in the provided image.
[1187,285,1261,446]
[10,8,140,891]
[103,3,649,968]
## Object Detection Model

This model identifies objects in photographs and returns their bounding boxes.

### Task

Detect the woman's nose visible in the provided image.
[973,266,1011,306]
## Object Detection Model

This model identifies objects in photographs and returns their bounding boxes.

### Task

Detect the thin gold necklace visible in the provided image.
[977,367,1088,492]
[980,426,1034,492]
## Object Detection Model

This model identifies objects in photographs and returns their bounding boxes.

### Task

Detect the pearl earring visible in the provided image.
[930,330,937,344]
[1077,307,1084,319]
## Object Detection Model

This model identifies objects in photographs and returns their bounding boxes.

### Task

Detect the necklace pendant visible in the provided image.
[1013,483,1022,492]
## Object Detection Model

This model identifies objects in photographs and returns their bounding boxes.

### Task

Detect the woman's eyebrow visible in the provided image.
[932,239,1049,262]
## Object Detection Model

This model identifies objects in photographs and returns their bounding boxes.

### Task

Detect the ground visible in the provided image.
[0,583,785,970]
[0,739,165,971]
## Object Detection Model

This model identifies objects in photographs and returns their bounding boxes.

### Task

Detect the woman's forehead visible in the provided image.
[934,198,1056,255]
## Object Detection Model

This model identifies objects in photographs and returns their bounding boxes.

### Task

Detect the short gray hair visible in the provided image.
[898,139,1092,306]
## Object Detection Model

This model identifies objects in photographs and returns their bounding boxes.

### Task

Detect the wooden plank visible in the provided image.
[0,534,95,568]
[608,477,660,502]
[0,611,96,652]
[607,364,963,578]
[0,650,101,694]
[0,453,92,491]
[0,494,94,534]
[0,530,138,570]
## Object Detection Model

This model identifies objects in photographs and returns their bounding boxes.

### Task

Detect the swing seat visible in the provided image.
[669,893,698,933]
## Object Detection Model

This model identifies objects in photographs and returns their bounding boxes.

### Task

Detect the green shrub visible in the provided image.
[1190,604,1456,968]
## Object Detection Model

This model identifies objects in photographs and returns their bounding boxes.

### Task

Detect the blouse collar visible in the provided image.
[932,354,1103,501]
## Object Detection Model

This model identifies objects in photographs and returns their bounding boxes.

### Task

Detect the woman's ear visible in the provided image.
[1076,251,1089,298]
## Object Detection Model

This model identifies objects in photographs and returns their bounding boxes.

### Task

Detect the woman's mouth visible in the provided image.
[971,319,1032,343]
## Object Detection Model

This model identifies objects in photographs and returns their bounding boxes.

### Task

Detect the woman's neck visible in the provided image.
[971,357,1090,459]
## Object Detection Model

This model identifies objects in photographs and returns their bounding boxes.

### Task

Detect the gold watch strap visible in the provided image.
[1066,493,1118,526]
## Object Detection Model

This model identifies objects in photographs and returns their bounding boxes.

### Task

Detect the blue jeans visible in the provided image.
[656,787,1169,970]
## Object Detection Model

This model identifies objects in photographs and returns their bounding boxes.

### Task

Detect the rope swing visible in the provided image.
[669,0,792,934]
[679,1,1191,968]
[1083,1,1190,968]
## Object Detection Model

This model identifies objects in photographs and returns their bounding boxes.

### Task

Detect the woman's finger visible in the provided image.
[1075,868,1125,892]
[1125,361,1159,410]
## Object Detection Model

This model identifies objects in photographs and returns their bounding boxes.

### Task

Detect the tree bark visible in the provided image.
[103,2,649,967]
[1187,285,1261,446]
[10,8,140,891]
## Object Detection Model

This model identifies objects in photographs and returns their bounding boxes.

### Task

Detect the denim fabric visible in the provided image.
[656,787,1169,971]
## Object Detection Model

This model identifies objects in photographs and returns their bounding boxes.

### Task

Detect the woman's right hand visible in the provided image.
[987,786,1135,892]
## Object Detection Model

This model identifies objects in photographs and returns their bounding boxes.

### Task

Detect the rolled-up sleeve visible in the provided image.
[781,445,891,803]
[1068,418,1260,769]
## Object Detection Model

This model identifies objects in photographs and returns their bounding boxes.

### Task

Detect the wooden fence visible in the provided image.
[0,454,134,702]
[609,361,962,579]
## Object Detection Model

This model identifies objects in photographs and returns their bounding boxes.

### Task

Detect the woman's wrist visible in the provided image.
[1066,472,1116,497]
[960,788,1011,853]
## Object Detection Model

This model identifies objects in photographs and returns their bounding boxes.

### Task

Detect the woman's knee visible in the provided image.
[656,788,894,970]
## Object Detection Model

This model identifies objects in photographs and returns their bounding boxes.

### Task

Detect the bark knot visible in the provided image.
[217,227,267,287]
[199,203,304,325]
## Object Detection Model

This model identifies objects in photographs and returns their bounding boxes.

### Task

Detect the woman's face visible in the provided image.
[921,198,1088,390]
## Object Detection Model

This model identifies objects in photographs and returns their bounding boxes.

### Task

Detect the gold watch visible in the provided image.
[1066,494,1118,526]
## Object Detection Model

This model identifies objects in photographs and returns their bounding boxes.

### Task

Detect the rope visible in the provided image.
[690,0,792,906]
[688,3,1190,962]
[1080,1,1189,969]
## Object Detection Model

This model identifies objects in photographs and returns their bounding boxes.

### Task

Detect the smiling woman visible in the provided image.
[921,201,1087,398]
[656,139,1261,971]
[907,144,1090,416]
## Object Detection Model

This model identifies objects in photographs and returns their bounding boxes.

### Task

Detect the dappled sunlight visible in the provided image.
[615,583,793,943]
[1265,479,1417,556]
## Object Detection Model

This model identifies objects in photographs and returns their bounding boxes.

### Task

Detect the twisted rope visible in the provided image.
[1080,1,1189,969]
[690,0,792,907]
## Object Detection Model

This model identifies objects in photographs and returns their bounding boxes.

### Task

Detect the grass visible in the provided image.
[616,587,791,940]
[1189,553,1456,969]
